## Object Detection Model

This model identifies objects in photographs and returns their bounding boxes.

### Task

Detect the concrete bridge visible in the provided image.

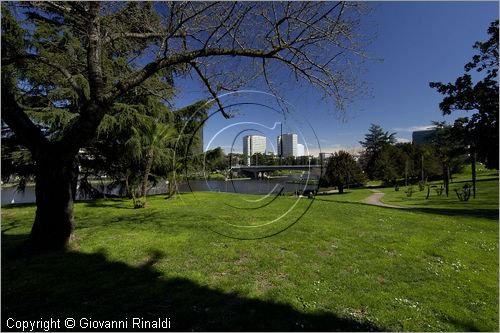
[230,165,323,179]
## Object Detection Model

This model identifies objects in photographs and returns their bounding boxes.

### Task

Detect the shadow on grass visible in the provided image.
[446,317,481,332]
[408,207,499,220]
[1,202,37,209]
[81,199,135,210]
[314,197,499,220]
[2,234,382,332]
[72,211,170,232]
[451,176,499,184]
[314,197,370,205]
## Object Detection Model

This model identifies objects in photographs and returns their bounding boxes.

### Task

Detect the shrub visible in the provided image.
[405,185,414,197]
[434,184,444,196]
[418,181,426,191]
[454,183,471,202]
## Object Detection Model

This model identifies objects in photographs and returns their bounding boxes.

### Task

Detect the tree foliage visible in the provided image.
[430,122,467,196]
[203,147,226,172]
[372,144,407,184]
[1,1,369,249]
[358,124,396,179]
[323,151,365,193]
[430,20,499,169]
[357,125,456,185]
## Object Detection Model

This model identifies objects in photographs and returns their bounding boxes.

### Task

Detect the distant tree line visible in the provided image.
[357,124,468,190]
[350,20,499,196]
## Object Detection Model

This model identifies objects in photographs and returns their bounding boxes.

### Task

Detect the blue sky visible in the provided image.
[173,2,498,155]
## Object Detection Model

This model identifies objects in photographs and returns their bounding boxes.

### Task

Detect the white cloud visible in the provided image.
[393,125,436,132]
[396,137,411,143]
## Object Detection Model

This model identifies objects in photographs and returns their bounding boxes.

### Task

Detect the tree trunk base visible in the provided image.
[27,152,77,251]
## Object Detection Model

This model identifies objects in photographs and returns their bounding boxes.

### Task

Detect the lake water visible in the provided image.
[1,176,317,205]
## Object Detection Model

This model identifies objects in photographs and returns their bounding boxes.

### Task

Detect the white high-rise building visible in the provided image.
[297,144,305,157]
[243,135,266,165]
[277,133,298,157]
[319,152,333,163]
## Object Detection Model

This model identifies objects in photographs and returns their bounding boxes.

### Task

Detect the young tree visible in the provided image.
[358,124,396,179]
[324,151,365,194]
[204,147,226,172]
[432,122,467,197]
[396,142,442,183]
[87,99,209,202]
[372,144,407,185]
[2,2,368,250]
[430,20,499,170]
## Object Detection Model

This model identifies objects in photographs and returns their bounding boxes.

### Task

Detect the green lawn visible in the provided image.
[379,169,499,217]
[2,184,498,331]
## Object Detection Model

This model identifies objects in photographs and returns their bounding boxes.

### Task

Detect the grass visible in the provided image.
[2,180,499,331]
[379,167,499,217]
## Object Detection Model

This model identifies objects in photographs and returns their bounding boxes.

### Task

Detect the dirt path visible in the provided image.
[362,189,406,209]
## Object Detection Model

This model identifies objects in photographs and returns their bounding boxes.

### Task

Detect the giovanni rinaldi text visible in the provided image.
[6,317,172,331]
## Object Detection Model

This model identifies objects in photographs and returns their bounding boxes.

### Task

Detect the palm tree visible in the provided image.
[125,119,178,207]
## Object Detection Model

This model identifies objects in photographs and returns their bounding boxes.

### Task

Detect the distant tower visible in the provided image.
[319,152,333,164]
[243,135,266,165]
[297,143,305,157]
[277,133,297,157]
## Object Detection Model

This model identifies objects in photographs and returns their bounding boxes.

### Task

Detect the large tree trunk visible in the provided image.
[29,152,77,250]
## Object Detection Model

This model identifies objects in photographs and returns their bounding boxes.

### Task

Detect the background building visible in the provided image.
[319,152,333,163]
[297,144,305,157]
[277,133,298,157]
[412,129,436,145]
[243,135,266,165]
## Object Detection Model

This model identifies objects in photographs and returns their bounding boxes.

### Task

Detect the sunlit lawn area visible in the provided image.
[379,167,499,217]
[2,178,498,331]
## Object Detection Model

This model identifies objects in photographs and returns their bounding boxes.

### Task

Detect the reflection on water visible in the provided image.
[1,176,317,205]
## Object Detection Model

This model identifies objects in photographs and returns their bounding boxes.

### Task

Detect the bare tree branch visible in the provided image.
[190,61,230,119]
[5,0,368,153]
[103,46,284,102]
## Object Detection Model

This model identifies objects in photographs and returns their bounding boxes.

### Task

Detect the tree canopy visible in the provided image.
[358,124,396,179]
[430,20,498,169]
[323,151,365,193]
[1,1,369,249]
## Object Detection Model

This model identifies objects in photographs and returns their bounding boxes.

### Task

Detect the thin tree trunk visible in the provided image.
[167,171,175,198]
[444,166,450,197]
[29,152,76,250]
[405,160,408,187]
[124,173,135,201]
[421,155,424,183]
[140,150,155,199]
[471,145,477,199]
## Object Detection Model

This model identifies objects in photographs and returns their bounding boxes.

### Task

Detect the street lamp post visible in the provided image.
[279,122,283,165]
